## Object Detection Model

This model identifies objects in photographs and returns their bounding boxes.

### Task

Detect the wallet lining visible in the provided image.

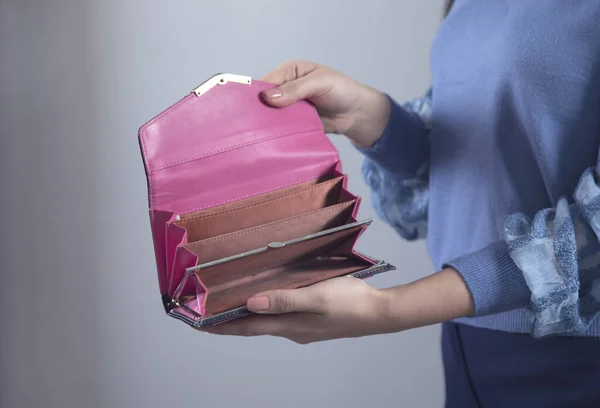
[173,175,347,242]
[196,225,370,316]
[183,200,357,265]
[166,175,351,292]
[177,175,337,220]
[167,174,371,318]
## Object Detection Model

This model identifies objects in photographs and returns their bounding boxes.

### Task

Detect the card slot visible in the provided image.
[177,175,335,219]
[196,225,370,316]
[173,175,347,242]
[183,199,357,266]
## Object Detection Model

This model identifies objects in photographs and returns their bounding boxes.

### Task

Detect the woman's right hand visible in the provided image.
[260,61,391,149]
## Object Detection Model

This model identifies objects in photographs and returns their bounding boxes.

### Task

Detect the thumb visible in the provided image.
[261,74,326,108]
[247,287,324,314]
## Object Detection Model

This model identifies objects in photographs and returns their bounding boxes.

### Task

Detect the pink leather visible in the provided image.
[139,80,341,295]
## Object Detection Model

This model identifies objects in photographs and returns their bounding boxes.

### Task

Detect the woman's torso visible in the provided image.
[426,0,600,268]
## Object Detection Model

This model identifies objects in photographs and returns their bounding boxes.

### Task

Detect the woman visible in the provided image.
[202,1,600,406]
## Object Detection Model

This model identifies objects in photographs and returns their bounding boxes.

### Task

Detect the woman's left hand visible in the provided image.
[198,277,397,344]
[198,267,475,344]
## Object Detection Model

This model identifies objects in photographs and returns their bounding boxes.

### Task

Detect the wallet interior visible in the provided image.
[195,224,370,317]
[169,173,373,317]
[173,175,347,241]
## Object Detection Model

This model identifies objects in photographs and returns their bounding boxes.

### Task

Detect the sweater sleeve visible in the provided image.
[357,89,432,241]
[445,165,600,337]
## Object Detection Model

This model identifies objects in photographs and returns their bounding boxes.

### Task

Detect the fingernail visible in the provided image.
[247,296,270,312]
[262,88,283,99]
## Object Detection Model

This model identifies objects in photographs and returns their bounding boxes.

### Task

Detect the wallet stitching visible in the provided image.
[152,127,323,171]
[139,94,339,209]
[184,201,355,247]
[177,177,345,224]
[140,95,195,207]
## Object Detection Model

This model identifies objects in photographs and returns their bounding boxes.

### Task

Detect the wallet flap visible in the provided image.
[138,74,341,216]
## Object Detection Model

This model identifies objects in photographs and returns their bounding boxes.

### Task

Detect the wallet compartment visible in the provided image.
[173,175,347,242]
[185,200,356,261]
[193,223,370,316]
[167,199,358,295]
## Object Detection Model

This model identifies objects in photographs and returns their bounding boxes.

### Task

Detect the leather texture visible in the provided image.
[138,75,392,324]
[139,79,340,294]
[173,176,346,242]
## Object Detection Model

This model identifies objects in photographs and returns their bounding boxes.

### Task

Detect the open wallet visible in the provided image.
[138,73,396,327]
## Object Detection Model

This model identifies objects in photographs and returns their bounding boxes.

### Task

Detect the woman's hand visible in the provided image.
[198,268,475,344]
[199,277,398,344]
[260,61,391,148]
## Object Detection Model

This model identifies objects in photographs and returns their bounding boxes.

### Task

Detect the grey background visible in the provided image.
[0,1,443,407]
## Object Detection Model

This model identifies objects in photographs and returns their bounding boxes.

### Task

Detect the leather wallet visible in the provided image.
[138,73,395,327]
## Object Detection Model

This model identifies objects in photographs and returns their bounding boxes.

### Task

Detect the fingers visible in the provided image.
[260,61,328,108]
[198,314,315,340]
[198,315,288,337]
[247,286,326,314]
[197,313,319,344]
[261,74,329,108]
[260,60,319,84]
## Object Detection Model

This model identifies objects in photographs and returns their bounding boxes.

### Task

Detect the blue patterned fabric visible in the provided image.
[361,90,432,241]
[361,94,600,337]
[505,169,600,337]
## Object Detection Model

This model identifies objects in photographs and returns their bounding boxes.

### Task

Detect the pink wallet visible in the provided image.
[138,73,395,327]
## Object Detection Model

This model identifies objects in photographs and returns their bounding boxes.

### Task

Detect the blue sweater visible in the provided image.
[359,0,600,337]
